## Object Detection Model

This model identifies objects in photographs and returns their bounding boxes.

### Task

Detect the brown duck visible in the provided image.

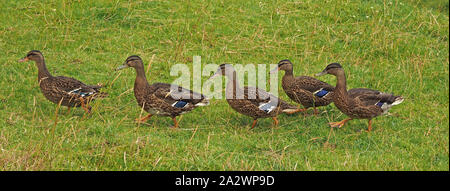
[19,50,106,113]
[271,59,335,114]
[316,63,404,132]
[116,55,209,128]
[209,64,298,129]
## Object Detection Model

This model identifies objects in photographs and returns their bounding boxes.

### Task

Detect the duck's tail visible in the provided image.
[391,96,404,106]
[378,94,404,114]
[94,92,108,98]
[194,97,210,107]
[91,83,108,98]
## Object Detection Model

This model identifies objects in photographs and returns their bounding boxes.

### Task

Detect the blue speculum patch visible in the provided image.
[259,102,275,113]
[376,102,384,107]
[173,101,188,108]
[315,89,328,97]
[71,89,90,97]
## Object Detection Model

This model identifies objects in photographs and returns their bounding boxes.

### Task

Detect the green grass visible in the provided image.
[0,0,448,171]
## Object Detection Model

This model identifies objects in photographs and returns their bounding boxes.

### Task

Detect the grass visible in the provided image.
[0,0,448,171]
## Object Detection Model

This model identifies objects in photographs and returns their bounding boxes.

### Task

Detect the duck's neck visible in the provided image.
[281,69,294,83]
[283,68,294,76]
[35,58,52,80]
[134,65,149,89]
[225,71,242,99]
[334,71,349,100]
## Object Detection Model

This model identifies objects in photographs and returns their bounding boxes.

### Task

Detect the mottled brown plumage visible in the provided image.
[316,63,404,131]
[19,50,106,113]
[209,64,297,129]
[117,55,209,128]
[271,60,334,114]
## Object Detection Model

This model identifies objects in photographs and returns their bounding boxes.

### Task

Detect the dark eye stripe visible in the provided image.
[126,55,141,62]
[27,50,42,56]
[277,60,291,67]
[326,63,342,70]
[219,64,231,70]
[126,57,141,62]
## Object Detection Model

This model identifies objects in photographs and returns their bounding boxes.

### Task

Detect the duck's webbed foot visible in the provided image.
[136,114,153,123]
[284,108,308,114]
[329,118,352,128]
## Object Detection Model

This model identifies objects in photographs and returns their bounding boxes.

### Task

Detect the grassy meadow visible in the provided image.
[0,0,448,170]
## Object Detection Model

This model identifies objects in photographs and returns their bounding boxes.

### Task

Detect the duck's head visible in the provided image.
[208,64,235,80]
[315,63,343,76]
[116,55,143,70]
[270,59,293,74]
[19,50,44,63]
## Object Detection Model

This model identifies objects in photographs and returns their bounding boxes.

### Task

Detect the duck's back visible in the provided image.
[39,75,101,106]
[294,76,334,92]
[226,86,295,119]
[135,82,208,117]
[344,88,404,118]
[282,75,334,108]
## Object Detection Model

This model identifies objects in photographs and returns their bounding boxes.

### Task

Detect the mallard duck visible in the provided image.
[270,59,335,115]
[316,63,404,132]
[18,50,106,113]
[208,64,298,129]
[116,55,209,128]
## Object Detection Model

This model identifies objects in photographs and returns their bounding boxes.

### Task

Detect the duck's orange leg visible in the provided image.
[136,114,153,122]
[313,107,319,116]
[272,117,279,127]
[79,98,91,114]
[250,119,258,129]
[285,108,308,114]
[367,119,373,132]
[329,118,352,128]
[172,117,179,128]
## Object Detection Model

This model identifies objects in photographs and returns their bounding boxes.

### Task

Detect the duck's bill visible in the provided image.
[116,64,129,71]
[270,66,279,74]
[18,57,29,63]
[208,73,220,80]
[315,71,327,77]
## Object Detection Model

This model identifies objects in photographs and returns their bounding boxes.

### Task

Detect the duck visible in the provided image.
[116,55,209,128]
[315,63,404,132]
[270,59,335,115]
[208,64,298,129]
[18,50,106,113]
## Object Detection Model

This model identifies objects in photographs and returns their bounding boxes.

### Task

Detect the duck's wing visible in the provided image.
[152,83,209,108]
[52,76,103,98]
[349,88,404,111]
[348,88,380,98]
[294,76,334,97]
[243,86,297,113]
